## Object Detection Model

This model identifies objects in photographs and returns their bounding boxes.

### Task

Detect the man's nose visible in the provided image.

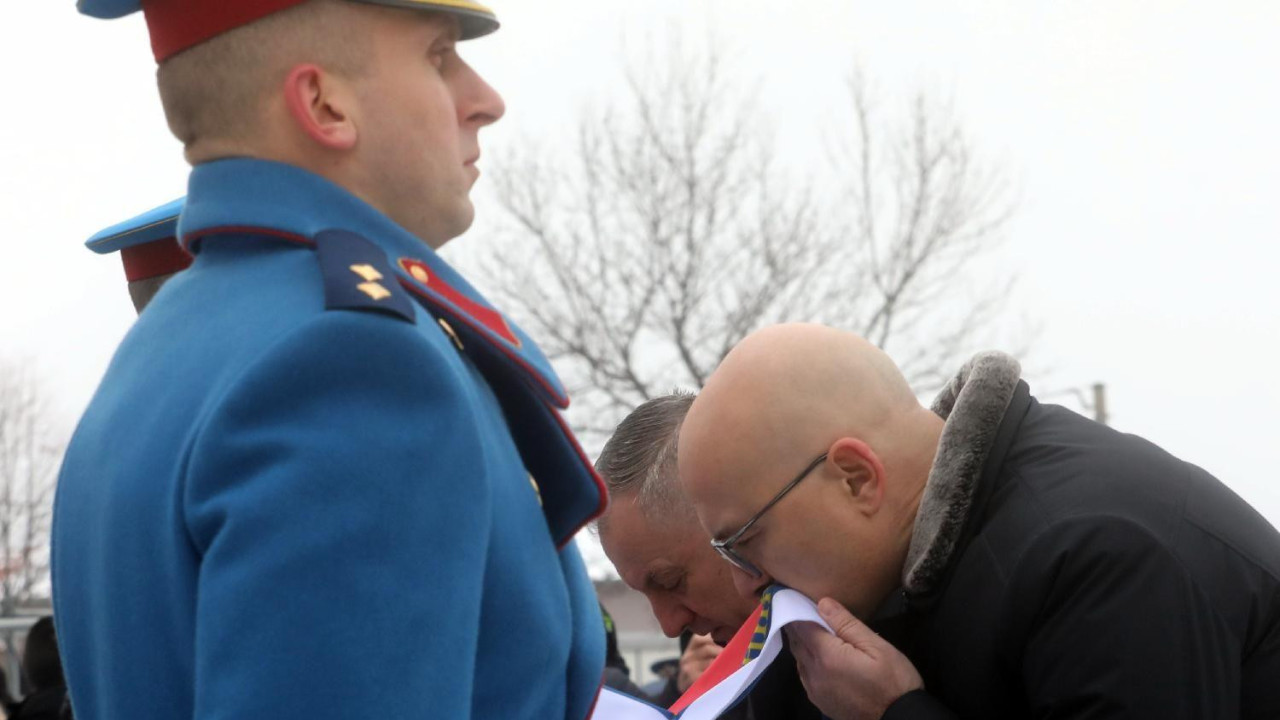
[731,564,772,600]
[457,63,505,128]
[651,598,695,639]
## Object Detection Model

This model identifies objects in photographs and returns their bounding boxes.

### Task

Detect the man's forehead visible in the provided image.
[686,453,760,509]
[381,8,461,42]
[605,497,702,550]
[697,502,750,542]
[415,9,463,37]
[603,498,682,551]
[680,440,742,502]
[681,415,782,506]
[690,456,804,540]
[686,476,755,541]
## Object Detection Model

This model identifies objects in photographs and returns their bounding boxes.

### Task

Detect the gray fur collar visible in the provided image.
[902,351,1023,597]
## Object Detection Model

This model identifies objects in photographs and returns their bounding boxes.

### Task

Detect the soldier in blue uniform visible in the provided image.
[53,2,609,719]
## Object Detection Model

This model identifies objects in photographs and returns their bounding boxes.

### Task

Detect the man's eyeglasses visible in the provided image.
[709,452,829,578]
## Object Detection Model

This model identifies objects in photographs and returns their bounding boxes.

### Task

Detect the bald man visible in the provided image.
[680,323,1280,720]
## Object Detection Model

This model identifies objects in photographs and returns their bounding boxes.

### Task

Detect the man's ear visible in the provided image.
[283,64,358,150]
[827,437,886,515]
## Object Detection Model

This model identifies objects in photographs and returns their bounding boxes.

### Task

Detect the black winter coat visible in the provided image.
[8,686,69,720]
[876,363,1280,720]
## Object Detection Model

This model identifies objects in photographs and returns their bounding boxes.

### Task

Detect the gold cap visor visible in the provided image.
[351,0,499,40]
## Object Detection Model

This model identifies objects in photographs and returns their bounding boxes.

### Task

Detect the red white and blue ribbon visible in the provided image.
[591,588,831,720]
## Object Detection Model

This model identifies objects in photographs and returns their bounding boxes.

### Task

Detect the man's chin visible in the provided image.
[421,203,475,249]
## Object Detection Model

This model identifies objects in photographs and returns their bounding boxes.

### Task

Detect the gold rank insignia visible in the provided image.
[350,264,391,301]
[358,283,392,301]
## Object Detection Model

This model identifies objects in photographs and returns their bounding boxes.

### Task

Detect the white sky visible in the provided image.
[2,0,1278,561]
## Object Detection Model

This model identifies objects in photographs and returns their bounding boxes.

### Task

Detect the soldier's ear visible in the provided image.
[283,64,358,151]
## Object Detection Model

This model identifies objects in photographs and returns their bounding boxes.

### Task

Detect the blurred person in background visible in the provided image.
[9,618,67,720]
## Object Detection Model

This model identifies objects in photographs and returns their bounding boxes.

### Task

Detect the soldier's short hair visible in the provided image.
[156,0,369,151]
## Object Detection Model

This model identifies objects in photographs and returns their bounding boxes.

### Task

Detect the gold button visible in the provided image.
[529,473,543,506]
[437,318,464,351]
[410,265,430,284]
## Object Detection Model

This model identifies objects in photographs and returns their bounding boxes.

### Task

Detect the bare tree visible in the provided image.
[825,70,1017,391]
[467,41,1016,447]
[0,358,63,617]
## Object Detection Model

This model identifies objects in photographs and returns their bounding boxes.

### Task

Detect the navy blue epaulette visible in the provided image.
[313,229,416,324]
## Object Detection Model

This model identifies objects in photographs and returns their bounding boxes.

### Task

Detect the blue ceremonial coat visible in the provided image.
[53,158,608,720]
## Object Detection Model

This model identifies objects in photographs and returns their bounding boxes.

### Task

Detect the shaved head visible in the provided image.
[679,323,943,616]
[682,324,919,486]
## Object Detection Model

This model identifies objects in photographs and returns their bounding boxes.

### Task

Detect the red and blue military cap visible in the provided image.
[85,197,192,282]
[77,0,500,62]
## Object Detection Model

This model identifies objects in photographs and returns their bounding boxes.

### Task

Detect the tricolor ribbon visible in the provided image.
[591,588,830,720]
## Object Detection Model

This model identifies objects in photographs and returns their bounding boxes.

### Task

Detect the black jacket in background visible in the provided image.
[879,379,1280,719]
[8,685,68,720]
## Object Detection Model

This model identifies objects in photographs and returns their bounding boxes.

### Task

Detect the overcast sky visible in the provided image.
[3,1,1278,566]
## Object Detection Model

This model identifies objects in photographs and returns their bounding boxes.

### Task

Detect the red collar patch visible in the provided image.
[397,258,521,348]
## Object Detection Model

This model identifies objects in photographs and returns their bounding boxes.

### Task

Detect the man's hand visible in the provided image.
[677,633,722,692]
[786,598,924,720]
